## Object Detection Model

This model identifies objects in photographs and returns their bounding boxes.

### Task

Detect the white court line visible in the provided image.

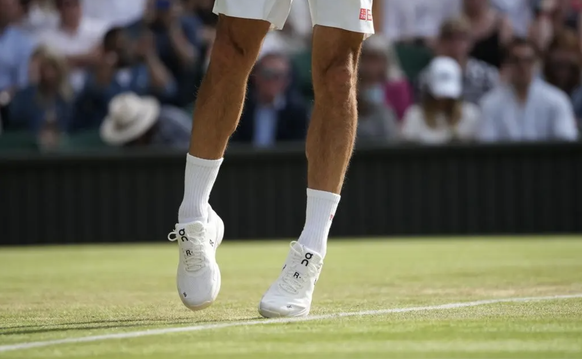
[1,294,581,353]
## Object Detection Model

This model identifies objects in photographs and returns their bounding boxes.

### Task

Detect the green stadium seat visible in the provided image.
[183,102,195,118]
[394,43,434,81]
[59,129,110,152]
[291,50,314,102]
[0,131,37,151]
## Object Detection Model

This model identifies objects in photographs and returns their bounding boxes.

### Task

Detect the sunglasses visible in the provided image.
[509,56,536,65]
[58,0,79,7]
[441,32,470,41]
[257,68,287,81]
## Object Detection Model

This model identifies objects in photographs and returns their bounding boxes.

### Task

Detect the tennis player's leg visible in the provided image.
[171,0,292,311]
[259,0,374,318]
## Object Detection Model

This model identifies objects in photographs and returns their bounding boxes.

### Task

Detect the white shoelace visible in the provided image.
[278,242,320,294]
[168,226,207,272]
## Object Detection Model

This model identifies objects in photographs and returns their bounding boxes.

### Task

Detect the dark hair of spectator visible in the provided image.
[251,53,290,80]
[502,38,538,64]
[103,27,124,50]
[543,29,581,92]
[19,0,32,11]
[249,53,292,91]
[55,0,79,7]
[255,52,290,70]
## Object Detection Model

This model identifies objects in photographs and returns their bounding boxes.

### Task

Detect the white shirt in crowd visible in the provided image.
[401,103,481,144]
[37,17,109,90]
[19,4,59,36]
[479,79,579,142]
[489,0,533,37]
[38,17,108,57]
[81,0,146,28]
[382,0,461,42]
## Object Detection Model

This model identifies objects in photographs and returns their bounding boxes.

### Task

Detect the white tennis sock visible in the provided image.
[178,154,223,224]
[297,189,341,257]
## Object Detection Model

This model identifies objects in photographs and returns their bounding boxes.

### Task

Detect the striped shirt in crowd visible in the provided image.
[417,57,499,104]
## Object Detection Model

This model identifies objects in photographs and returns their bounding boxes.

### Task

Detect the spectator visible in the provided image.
[81,0,147,28]
[419,17,499,105]
[543,29,582,124]
[379,0,462,46]
[100,92,191,148]
[181,0,216,46]
[403,57,481,144]
[126,0,201,106]
[360,35,413,120]
[37,0,109,91]
[357,68,400,143]
[529,0,582,52]
[490,0,534,37]
[71,27,176,131]
[182,0,216,27]
[232,53,309,147]
[463,0,513,68]
[9,46,73,149]
[17,0,59,36]
[0,0,36,129]
[479,38,578,142]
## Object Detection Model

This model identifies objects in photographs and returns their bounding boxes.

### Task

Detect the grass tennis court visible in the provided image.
[1,238,581,358]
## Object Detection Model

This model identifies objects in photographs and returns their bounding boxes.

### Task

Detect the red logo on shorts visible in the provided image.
[359,8,372,21]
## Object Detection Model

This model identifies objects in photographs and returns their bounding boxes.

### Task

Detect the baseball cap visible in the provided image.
[426,56,462,99]
[362,34,390,55]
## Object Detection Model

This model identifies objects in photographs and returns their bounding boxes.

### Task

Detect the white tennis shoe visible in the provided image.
[259,241,323,318]
[168,207,224,311]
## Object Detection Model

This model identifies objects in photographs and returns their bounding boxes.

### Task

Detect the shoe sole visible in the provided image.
[180,263,222,311]
[258,305,310,318]
[184,300,214,311]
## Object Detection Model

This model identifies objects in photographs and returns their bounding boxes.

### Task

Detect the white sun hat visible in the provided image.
[426,56,463,99]
[100,92,161,146]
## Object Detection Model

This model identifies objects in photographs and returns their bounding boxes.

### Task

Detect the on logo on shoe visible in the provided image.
[301,253,313,267]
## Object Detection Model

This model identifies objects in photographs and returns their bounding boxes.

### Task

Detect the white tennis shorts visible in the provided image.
[213,0,374,35]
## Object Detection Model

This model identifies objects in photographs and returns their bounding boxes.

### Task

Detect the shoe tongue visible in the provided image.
[186,221,205,234]
[292,242,323,264]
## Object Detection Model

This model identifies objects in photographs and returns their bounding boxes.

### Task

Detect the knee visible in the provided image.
[312,28,364,99]
[210,16,268,71]
[313,52,359,98]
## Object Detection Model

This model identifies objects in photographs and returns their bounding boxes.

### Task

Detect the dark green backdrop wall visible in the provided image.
[1,143,581,245]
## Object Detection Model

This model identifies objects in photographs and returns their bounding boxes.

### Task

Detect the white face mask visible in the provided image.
[363,84,385,104]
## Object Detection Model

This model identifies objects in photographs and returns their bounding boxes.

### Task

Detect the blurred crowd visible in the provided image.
[1,0,582,151]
